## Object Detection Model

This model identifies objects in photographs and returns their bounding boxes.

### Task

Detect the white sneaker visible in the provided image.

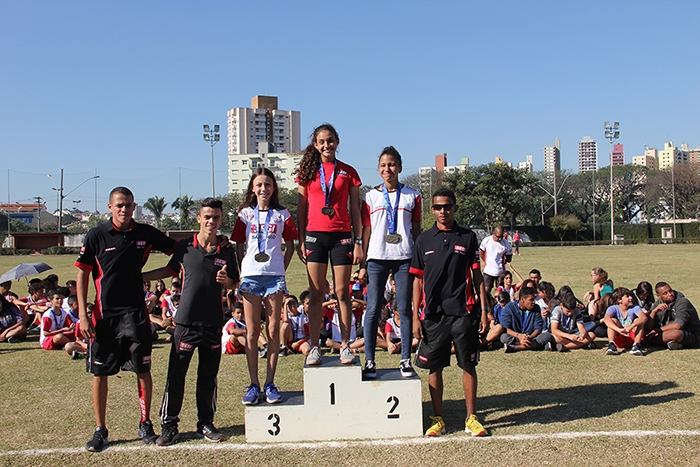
[306,346,322,365]
[339,345,356,364]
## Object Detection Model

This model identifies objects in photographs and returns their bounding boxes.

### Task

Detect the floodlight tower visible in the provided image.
[203,124,221,197]
[604,121,620,245]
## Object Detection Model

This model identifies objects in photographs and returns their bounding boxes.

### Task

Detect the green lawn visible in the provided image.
[1,244,700,466]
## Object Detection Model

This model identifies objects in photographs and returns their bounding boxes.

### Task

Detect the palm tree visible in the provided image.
[171,195,196,230]
[143,196,168,229]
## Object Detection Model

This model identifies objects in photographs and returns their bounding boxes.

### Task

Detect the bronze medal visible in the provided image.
[321,206,335,216]
[385,233,402,244]
[254,253,270,263]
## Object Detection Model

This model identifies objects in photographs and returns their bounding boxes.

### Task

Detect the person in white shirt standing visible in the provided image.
[479,226,513,294]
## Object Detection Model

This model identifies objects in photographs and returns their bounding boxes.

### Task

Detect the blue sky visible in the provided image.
[2,1,698,213]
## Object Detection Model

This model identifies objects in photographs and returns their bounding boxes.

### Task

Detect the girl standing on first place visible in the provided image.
[296,124,364,366]
[232,168,298,405]
[358,146,421,378]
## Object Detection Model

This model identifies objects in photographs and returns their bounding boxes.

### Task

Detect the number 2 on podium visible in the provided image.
[387,395,400,419]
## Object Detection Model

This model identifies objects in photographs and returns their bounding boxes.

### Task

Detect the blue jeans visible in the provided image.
[364,259,413,362]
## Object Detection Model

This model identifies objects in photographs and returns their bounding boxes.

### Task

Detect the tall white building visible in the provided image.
[518,155,533,172]
[227,96,301,155]
[544,138,561,182]
[578,136,597,172]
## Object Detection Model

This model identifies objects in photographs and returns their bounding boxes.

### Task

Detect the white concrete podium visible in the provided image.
[245,357,423,442]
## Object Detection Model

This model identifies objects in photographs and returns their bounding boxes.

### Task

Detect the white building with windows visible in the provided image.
[228,142,301,194]
[578,136,597,172]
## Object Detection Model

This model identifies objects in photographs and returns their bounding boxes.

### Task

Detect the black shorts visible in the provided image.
[89,309,153,376]
[483,273,498,289]
[304,231,354,266]
[414,312,480,372]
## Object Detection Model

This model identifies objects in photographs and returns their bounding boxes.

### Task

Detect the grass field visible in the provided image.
[1,244,700,466]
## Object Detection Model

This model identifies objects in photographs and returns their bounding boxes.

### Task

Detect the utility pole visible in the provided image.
[35,196,43,232]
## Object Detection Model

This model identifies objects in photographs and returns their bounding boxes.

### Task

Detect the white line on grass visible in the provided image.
[4,430,700,457]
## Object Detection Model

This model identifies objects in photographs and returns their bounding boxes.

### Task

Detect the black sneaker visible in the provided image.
[605,342,619,355]
[72,351,86,360]
[400,359,415,378]
[85,426,109,452]
[197,423,224,442]
[156,424,179,446]
[362,360,377,379]
[138,419,158,444]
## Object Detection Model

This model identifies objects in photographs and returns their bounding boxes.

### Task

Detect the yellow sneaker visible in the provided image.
[425,416,445,437]
[465,414,487,437]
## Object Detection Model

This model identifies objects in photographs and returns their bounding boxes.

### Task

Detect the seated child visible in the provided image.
[281,295,311,356]
[604,287,647,356]
[483,292,509,349]
[65,302,91,359]
[0,294,27,343]
[499,286,553,352]
[40,289,75,350]
[222,302,247,355]
[323,296,364,353]
[383,299,418,355]
[550,293,596,351]
[537,281,555,332]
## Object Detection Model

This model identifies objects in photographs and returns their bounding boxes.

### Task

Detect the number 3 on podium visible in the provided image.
[268,413,281,436]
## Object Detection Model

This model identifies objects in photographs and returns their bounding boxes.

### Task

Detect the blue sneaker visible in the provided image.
[264,382,282,404]
[242,384,261,405]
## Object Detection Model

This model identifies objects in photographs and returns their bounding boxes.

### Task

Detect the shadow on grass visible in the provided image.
[429,381,693,432]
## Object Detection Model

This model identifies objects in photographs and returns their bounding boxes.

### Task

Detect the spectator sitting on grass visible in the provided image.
[644,282,700,351]
[632,281,655,314]
[281,295,311,356]
[550,292,596,352]
[537,281,556,331]
[17,282,51,328]
[323,295,364,354]
[222,302,247,355]
[0,294,27,343]
[382,298,417,355]
[66,303,92,360]
[603,287,647,356]
[500,286,552,352]
[482,292,509,349]
[40,289,76,351]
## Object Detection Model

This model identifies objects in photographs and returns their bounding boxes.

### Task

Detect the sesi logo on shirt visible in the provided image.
[214,258,226,267]
[136,241,147,249]
[453,245,466,255]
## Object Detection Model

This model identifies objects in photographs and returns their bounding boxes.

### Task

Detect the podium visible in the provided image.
[245,357,423,442]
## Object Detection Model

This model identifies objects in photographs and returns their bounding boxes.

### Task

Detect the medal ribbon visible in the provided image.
[382,183,402,235]
[254,205,273,255]
[319,160,337,207]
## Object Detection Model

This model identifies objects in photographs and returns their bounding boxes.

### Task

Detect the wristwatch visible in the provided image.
[354,237,363,245]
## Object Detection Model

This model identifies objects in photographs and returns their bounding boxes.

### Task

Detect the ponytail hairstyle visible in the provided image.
[295,123,340,186]
[238,168,284,212]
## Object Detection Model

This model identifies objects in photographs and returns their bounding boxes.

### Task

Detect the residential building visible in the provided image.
[0,203,54,227]
[419,154,469,186]
[578,136,597,172]
[227,96,301,155]
[544,138,560,183]
[228,142,301,194]
[658,141,688,169]
[632,147,658,170]
[612,143,624,166]
[495,156,512,167]
[518,155,533,172]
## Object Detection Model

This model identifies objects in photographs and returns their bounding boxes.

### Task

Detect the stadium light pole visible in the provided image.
[604,121,620,245]
[203,124,220,197]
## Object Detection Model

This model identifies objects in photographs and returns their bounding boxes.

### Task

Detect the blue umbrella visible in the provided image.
[0,262,53,284]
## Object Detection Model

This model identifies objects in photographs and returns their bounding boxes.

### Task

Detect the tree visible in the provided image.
[143,196,168,228]
[171,195,197,230]
[443,163,539,229]
[549,214,584,243]
[612,164,648,222]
